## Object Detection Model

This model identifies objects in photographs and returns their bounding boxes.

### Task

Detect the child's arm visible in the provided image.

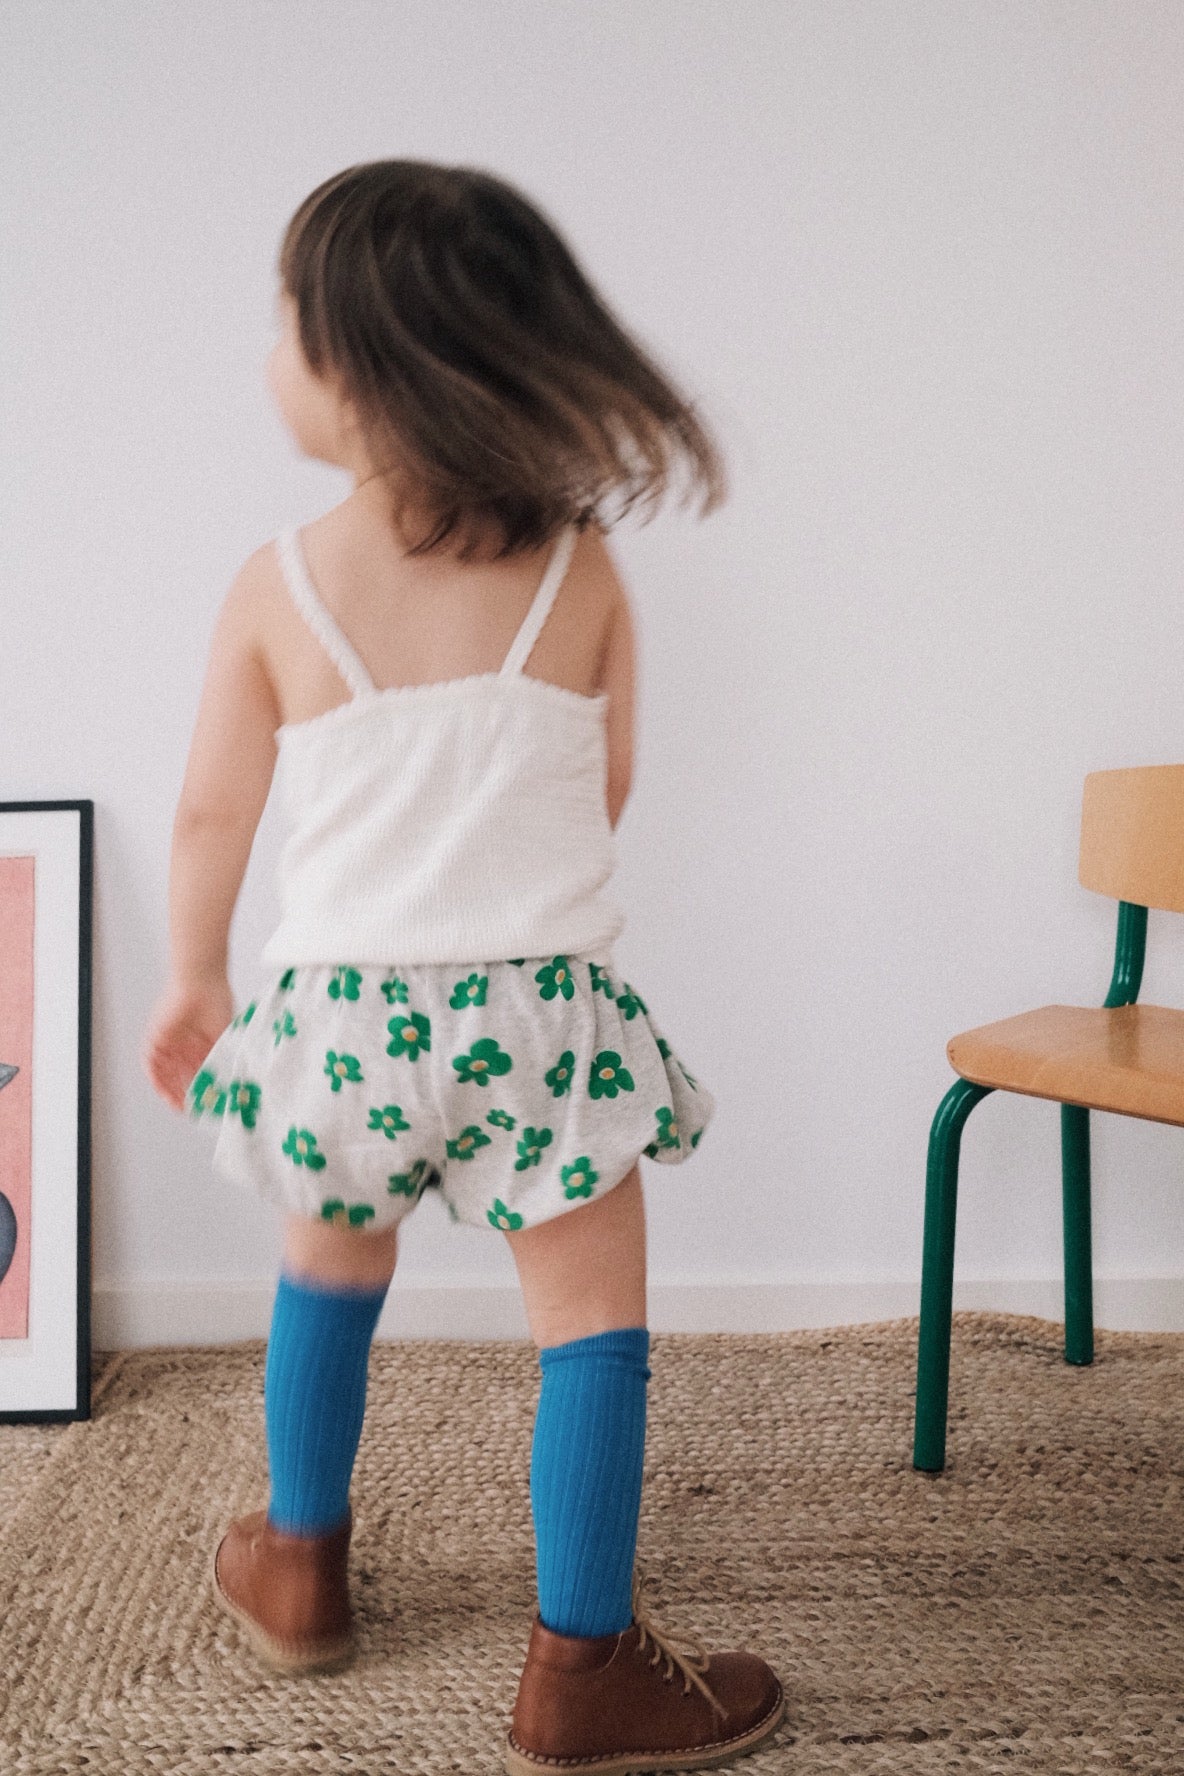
[594,538,637,831]
[168,548,280,983]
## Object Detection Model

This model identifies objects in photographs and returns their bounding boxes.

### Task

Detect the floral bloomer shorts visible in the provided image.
[184,955,715,1235]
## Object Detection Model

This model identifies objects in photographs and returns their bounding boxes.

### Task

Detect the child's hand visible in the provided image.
[142,976,235,1112]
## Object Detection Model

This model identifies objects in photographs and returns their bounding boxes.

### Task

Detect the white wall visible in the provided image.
[5,1,1184,1344]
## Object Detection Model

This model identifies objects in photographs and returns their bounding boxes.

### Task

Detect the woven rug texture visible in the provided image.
[1,1309,1182,1774]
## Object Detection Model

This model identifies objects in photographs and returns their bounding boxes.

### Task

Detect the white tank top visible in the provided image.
[258,522,625,971]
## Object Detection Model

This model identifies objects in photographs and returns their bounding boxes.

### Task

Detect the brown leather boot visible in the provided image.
[505,1569,787,1774]
[211,1505,355,1674]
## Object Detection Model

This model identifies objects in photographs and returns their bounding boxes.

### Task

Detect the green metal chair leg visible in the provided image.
[1061,1103,1095,1366]
[914,1077,994,1472]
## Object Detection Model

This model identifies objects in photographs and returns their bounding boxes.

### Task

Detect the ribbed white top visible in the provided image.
[258,522,625,970]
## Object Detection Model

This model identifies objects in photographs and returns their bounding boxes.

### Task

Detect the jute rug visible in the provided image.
[1,1310,1182,1774]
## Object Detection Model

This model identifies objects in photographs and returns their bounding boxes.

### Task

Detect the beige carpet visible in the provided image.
[1,1310,1182,1774]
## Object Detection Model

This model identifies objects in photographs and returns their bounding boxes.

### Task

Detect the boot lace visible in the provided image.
[630,1569,728,1723]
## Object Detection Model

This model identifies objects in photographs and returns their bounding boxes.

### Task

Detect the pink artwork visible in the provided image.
[0,854,35,1341]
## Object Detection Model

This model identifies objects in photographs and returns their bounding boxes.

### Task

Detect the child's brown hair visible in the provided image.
[277,159,728,561]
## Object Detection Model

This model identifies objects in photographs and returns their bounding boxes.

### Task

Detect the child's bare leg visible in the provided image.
[502,1162,646,1348]
[281,1212,399,1290]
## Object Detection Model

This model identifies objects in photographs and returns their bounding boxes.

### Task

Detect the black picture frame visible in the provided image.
[0,799,93,1422]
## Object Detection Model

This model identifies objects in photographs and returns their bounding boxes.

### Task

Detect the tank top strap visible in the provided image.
[275,528,377,700]
[499,524,579,678]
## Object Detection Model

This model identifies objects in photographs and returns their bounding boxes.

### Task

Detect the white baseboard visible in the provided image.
[92,1274,1184,1350]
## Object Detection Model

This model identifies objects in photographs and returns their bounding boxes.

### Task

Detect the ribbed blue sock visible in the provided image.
[530,1325,652,1638]
[263,1268,389,1535]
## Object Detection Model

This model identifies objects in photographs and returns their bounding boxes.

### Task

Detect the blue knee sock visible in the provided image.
[264,1268,388,1535]
[530,1325,651,1638]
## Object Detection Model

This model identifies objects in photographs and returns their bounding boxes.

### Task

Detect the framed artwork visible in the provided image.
[0,801,93,1422]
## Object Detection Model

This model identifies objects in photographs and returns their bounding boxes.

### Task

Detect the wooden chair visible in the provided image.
[913,765,1184,1472]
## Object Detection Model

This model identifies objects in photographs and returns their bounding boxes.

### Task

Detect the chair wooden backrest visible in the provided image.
[1079,765,1184,915]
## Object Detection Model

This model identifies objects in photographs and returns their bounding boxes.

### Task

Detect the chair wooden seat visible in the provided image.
[948,1001,1184,1127]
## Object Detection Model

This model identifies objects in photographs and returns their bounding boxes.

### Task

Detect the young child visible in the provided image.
[141,159,785,1773]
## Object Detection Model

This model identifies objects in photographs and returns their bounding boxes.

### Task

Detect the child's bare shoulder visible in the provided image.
[576,525,637,659]
[578,523,629,598]
[216,538,290,647]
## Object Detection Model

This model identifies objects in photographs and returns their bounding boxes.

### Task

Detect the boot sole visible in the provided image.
[503,1681,786,1775]
[209,1538,356,1675]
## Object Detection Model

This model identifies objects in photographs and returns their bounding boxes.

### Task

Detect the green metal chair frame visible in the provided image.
[912,897,1148,1473]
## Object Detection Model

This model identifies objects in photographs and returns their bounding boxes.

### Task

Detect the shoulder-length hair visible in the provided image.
[277,159,729,561]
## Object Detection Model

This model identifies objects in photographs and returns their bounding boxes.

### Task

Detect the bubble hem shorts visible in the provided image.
[184,954,715,1235]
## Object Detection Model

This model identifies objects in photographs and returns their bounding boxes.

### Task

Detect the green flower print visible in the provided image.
[283,1127,327,1170]
[381,973,410,1005]
[453,1037,512,1086]
[230,1000,257,1030]
[678,1059,699,1090]
[279,969,297,991]
[545,1050,576,1097]
[388,1158,434,1198]
[189,1069,226,1118]
[588,1050,635,1099]
[535,956,575,1001]
[447,1124,492,1161]
[320,1199,375,1228]
[367,1103,411,1139]
[328,966,363,1001]
[645,1119,705,1158]
[273,1009,297,1046]
[449,972,488,1008]
[325,1050,364,1091]
[189,1072,261,1127]
[228,1080,262,1130]
[589,963,616,999]
[387,1011,431,1061]
[486,1107,516,1130]
[487,1197,524,1230]
[649,1106,682,1152]
[561,1156,600,1200]
[615,983,648,1021]
[507,959,526,967]
[514,1126,553,1170]
[655,1035,673,1060]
